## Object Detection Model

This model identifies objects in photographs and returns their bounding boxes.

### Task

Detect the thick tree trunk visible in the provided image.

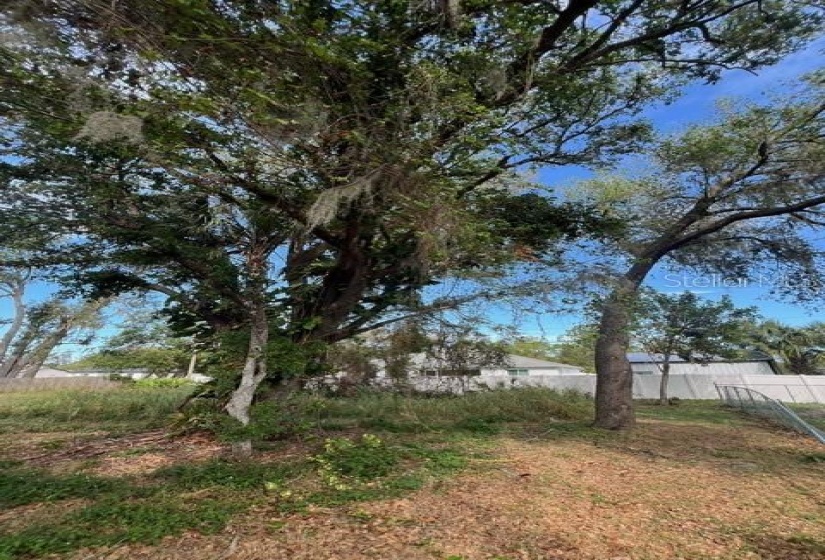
[594,258,656,429]
[659,360,671,406]
[594,289,637,429]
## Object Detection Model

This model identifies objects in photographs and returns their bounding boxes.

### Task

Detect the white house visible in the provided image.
[35,367,82,378]
[404,353,584,377]
[627,352,779,376]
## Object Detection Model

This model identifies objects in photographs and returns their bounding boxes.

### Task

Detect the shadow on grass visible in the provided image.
[741,533,825,559]
[0,460,295,558]
[0,438,468,559]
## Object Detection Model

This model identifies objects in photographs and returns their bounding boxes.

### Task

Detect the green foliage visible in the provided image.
[312,434,399,488]
[66,347,190,375]
[133,377,194,388]
[0,496,242,558]
[176,389,332,443]
[501,336,556,361]
[153,459,301,491]
[550,324,600,372]
[214,399,323,443]
[277,442,469,513]
[635,291,759,363]
[741,320,825,375]
[453,417,502,435]
[578,80,825,294]
[480,193,625,257]
[175,385,594,444]
[409,321,510,378]
[197,331,326,391]
[0,470,122,508]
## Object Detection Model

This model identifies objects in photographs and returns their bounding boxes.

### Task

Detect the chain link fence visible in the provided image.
[716,384,825,444]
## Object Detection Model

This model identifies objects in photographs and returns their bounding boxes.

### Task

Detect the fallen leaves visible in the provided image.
[6,414,825,559]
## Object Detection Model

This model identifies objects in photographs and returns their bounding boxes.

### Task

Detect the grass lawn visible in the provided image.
[788,403,825,433]
[0,387,823,560]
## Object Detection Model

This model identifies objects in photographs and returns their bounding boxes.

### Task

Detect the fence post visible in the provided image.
[799,375,821,404]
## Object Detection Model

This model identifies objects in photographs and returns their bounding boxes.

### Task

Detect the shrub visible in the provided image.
[134,378,194,389]
[312,434,399,489]
[153,459,299,490]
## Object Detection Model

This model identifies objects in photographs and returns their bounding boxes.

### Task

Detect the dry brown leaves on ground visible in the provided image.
[59,418,825,560]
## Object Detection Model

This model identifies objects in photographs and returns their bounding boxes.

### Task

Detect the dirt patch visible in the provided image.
[0,431,105,462]
[10,431,226,476]
[60,419,825,560]
[87,433,226,477]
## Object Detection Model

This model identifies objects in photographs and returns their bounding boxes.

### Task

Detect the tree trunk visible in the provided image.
[594,257,656,429]
[224,303,269,458]
[185,351,198,378]
[659,360,671,405]
[0,279,25,364]
[0,331,35,378]
[224,247,271,458]
[594,289,636,429]
[17,319,72,378]
[1,297,105,378]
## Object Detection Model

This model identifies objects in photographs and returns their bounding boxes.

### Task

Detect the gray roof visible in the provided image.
[627,352,774,364]
[409,353,582,370]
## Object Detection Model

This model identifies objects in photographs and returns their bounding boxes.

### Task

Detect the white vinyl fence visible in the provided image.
[394,374,825,403]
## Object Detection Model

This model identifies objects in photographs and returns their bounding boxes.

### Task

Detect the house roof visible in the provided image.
[627,352,774,364]
[409,353,582,370]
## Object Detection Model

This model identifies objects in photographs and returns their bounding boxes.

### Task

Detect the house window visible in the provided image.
[508,368,529,376]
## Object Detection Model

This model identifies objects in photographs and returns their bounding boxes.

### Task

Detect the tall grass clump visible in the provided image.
[309,387,593,433]
[0,386,191,433]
